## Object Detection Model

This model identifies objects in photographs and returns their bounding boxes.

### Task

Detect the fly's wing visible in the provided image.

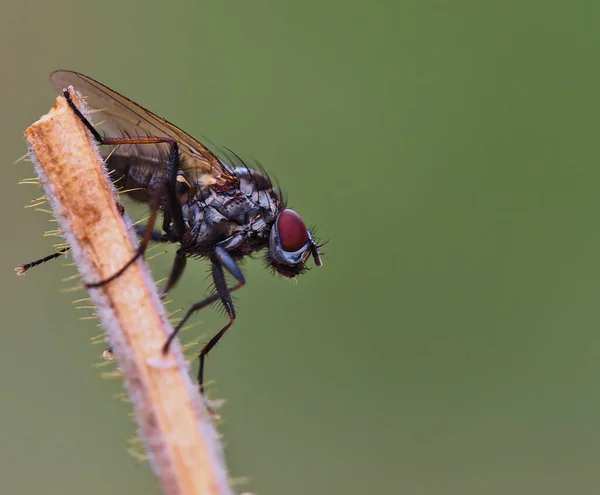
[49,70,238,194]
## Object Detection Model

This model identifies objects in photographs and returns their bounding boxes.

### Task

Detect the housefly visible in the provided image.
[18,71,323,394]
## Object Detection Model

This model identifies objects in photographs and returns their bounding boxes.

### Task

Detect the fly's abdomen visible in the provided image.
[106,154,167,203]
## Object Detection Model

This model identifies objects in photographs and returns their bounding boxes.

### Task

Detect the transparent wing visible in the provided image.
[50,70,237,190]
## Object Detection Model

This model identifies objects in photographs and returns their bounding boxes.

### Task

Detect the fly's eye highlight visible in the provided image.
[276,209,309,252]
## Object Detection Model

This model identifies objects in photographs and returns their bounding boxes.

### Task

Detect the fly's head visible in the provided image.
[266,209,322,278]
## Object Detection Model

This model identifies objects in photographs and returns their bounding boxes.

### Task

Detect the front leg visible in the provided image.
[162,247,246,394]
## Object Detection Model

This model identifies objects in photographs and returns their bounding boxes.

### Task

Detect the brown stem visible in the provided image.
[25,89,233,495]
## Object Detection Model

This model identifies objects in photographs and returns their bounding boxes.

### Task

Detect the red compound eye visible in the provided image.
[277,209,309,252]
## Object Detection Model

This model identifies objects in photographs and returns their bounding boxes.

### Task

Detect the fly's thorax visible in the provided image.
[182,177,282,254]
[232,166,276,193]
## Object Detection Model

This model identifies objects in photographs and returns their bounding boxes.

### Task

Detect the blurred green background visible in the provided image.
[2,0,600,494]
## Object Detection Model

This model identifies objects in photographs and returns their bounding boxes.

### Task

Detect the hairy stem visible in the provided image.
[25,89,232,495]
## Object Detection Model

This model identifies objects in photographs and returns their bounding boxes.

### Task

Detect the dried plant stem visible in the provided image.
[25,90,232,495]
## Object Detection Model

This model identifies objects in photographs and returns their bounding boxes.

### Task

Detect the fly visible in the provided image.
[18,71,324,395]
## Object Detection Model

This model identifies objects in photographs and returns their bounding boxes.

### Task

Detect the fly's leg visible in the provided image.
[15,188,130,276]
[101,243,189,359]
[65,90,186,240]
[195,258,237,394]
[134,226,172,243]
[62,90,188,288]
[162,246,245,394]
[132,228,187,296]
[161,249,187,296]
[85,189,162,288]
[161,138,187,239]
[16,196,127,276]
[15,247,71,275]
